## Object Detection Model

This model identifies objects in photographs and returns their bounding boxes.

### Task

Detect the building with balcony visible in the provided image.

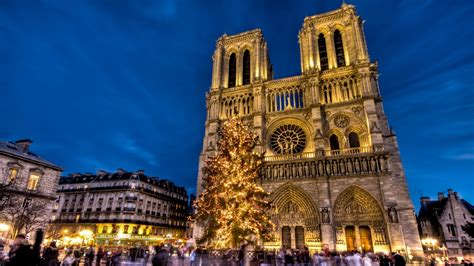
[195,3,423,256]
[0,139,63,239]
[417,189,473,259]
[52,169,188,246]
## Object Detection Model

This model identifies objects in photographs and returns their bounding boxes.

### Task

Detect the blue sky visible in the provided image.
[1,0,473,209]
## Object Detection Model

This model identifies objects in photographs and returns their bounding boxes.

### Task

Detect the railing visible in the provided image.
[264,145,384,162]
[261,147,389,181]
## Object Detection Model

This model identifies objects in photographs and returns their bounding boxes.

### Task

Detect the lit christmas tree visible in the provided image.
[194,117,274,249]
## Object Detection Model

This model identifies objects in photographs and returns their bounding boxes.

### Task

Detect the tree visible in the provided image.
[194,117,274,249]
[0,194,47,238]
[462,221,474,238]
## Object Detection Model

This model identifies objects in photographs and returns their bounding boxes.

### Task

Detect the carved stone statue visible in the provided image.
[322,208,330,224]
[388,207,398,223]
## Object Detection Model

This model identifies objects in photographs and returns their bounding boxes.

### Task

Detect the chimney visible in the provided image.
[96,170,108,176]
[438,192,445,201]
[448,189,454,196]
[421,197,430,205]
[135,170,145,175]
[15,139,33,153]
[116,168,126,174]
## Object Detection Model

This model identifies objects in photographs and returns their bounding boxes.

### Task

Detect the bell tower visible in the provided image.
[210,29,272,90]
[299,3,370,74]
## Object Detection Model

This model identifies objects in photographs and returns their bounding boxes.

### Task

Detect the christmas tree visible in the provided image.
[194,117,274,249]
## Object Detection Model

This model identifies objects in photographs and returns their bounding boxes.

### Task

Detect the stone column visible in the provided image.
[326,32,337,69]
[355,226,361,251]
[291,227,296,249]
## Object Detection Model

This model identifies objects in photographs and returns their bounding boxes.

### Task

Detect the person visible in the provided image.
[110,247,122,266]
[189,248,196,266]
[6,236,34,266]
[300,247,311,266]
[152,246,169,266]
[0,239,5,266]
[96,246,105,266]
[62,250,76,266]
[352,251,362,266]
[85,245,95,266]
[42,241,60,266]
[284,249,294,265]
[238,244,247,266]
[392,252,406,266]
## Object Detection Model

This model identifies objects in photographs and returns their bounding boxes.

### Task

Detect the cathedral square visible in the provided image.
[1,1,473,265]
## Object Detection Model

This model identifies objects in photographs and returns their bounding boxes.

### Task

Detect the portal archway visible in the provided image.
[333,186,389,252]
[269,183,320,249]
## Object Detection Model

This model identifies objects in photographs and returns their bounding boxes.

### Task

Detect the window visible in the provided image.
[228,53,236,87]
[447,224,457,237]
[242,50,251,85]
[8,168,19,183]
[348,132,360,148]
[318,34,329,71]
[323,85,332,104]
[27,172,40,190]
[329,134,340,150]
[334,30,346,67]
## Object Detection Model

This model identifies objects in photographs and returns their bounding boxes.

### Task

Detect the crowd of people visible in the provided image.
[1,233,472,266]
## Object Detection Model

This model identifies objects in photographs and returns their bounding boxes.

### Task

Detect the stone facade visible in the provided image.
[53,169,188,246]
[417,189,474,259]
[195,4,423,256]
[0,139,62,239]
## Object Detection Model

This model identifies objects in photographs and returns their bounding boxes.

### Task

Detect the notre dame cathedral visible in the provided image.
[195,4,423,256]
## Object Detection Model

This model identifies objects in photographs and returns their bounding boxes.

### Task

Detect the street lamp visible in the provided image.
[421,237,438,257]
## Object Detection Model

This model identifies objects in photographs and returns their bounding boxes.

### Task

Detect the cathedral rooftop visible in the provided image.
[218,29,264,45]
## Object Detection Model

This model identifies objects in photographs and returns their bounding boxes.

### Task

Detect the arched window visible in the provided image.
[318,34,329,71]
[242,50,251,85]
[329,134,340,150]
[348,132,360,148]
[334,30,346,67]
[228,53,236,87]
[323,85,332,104]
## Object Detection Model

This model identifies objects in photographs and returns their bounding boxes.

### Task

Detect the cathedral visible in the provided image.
[196,4,423,256]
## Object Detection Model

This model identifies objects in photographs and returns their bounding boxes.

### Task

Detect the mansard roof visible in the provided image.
[0,140,62,171]
[59,170,187,196]
[418,198,448,220]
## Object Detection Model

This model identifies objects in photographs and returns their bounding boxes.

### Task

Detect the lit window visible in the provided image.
[8,168,19,182]
[27,172,41,190]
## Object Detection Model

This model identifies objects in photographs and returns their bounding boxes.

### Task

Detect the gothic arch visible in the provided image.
[345,125,369,148]
[269,182,320,228]
[333,186,385,226]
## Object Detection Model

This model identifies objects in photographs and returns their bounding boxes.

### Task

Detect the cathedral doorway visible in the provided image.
[334,186,387,252]
[282,226,291,248]
[359,226,373,252]
[269,183,321,249]
[295,226,305,249]
[345,226,356,251]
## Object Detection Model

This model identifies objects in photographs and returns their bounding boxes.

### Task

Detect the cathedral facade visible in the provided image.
[196,4,423,256]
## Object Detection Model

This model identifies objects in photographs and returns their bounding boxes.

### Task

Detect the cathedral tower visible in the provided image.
[196,4,423,256]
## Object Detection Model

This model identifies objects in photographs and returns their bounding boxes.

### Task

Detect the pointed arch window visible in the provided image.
[348,132,360,148]
[329,134,340,150]
[318,33,329,71]
[242,50,251,85]
[334,30,346,67]
[228,53,236,88]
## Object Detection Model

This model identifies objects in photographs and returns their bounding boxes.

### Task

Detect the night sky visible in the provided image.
[1,0,473,209]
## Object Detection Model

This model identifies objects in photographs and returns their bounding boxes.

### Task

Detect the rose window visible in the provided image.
[270,124,307,154]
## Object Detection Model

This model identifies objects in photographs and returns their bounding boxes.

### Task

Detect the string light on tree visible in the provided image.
[193,116,274,249]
